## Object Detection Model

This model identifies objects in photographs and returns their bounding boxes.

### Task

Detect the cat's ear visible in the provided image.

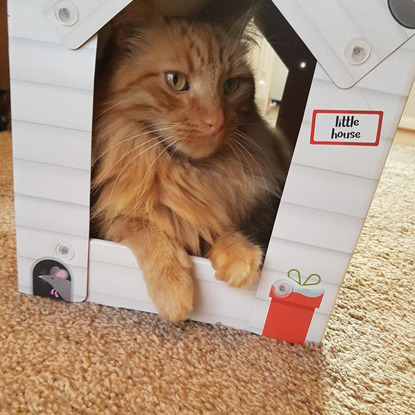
[112,0,165,53]
[195,0,262,34]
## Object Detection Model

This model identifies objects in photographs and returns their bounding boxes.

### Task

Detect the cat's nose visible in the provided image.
[203,111,224,135]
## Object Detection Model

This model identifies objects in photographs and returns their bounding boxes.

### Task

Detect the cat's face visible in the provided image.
[110,18,256,159]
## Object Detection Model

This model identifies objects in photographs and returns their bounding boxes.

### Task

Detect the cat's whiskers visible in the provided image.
[231,139,257,194]
[162,136,181,161]
[106,134,172,185]
[234,130,281,191]
[190,3,206,28]
[95,122,182,178]
[235,130,280,181]
[263,30,288,42]
[235,130,269,153]
[226,141,248,191]
[233,134,273,204]
[104,135,173,224]
[240,136,281,190]
[130,138,178,217]
[231,122,262,126]
[267,40,300,49]
[229,0,257,56]
[92,125,172,168]
[137,138,177,200]
[94,101,125,119]
[97,134,165,182]
[229,0,255,56]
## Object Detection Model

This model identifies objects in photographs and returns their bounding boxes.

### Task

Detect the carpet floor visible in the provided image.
[0,131,414,415]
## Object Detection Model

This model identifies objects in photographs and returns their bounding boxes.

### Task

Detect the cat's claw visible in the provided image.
[208,232,263,288]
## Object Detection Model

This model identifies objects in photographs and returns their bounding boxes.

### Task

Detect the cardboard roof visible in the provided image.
[33,0,415,88]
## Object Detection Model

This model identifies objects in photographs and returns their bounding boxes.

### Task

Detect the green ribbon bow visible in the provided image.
[287,269,321,287]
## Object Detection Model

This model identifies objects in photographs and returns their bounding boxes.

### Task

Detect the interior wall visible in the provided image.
[249,31,288,117]
[0,0,10,130]
[0,0,9,91]
[400,83,415,130]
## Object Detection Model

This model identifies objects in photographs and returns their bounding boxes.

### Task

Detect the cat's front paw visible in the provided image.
[208,232,263,288]
[150,265,194,323]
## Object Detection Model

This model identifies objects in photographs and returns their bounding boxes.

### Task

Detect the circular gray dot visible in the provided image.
[273,280,293,298]
[58,7,71,23]
[54,1,78,26]
[388,0,415,29]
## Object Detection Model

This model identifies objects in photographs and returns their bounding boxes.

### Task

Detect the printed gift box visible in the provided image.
[263,271,325,344]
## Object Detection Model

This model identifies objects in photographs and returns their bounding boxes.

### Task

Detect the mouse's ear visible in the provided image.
[55,270,68,279]
[50,266,61,276]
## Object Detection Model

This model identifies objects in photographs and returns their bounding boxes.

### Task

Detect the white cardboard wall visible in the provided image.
[8,0,415,344]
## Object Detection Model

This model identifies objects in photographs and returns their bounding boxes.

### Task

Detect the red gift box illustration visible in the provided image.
[263,270,325,344]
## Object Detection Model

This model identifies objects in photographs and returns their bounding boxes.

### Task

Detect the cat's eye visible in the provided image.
[165,72,190,92]
[224,77,239,94]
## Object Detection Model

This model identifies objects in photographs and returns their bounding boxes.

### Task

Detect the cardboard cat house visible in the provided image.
[8,0,415,344]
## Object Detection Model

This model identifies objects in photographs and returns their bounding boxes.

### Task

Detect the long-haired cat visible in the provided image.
[92,0,291,322]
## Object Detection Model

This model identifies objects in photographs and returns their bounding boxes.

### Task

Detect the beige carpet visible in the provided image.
[0,130,414,415]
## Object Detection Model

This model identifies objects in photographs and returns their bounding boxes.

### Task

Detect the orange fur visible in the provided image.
[92,1,290,321]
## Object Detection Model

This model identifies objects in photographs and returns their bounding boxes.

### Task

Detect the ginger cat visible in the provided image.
[92,0,290,322]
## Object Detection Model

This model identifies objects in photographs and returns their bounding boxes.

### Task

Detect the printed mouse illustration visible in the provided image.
[38,266,71,301]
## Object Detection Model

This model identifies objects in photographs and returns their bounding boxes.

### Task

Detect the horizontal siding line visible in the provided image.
[399,116,415,131]
[191,310,252,324]
[18,254,88,269]
[11,77,94,92]
[398,37,415,52]
[9,35,96,52]
[250,298,331,317]
[14,193,89,208]
[18,284,32,291]
[90,238,211,263]
[278,200,368,220]
[13,156,91,173]
[270,234,353,255]
[14,192,91,209]
[12,118,92,134]
[14,194,90,211]
[252,296,332,316]
[14,191,89,208]
[89,259,141,271]
[310,76,408,98]
[9,35,64,48]
[16,224,90,239]
[87,291,152,304]
[268,236,353,256]
[290,161,380,181]
[369,39,413,57]
[89,257,257,289]
[401,46,415,53]
[89,238,128,249]
[87,294,254,323]
[10,77,94,94]
[313,310,332,318]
